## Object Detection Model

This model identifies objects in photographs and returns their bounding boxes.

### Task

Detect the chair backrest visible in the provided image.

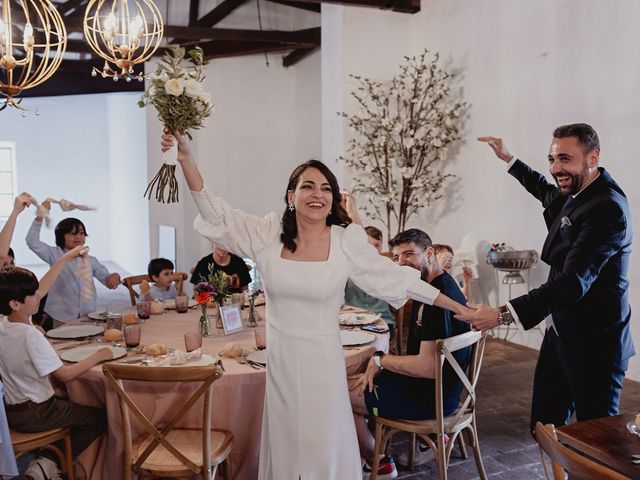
[103,364,223,476]
[434,331,486,434]
[535,422,628,480]
[122,273,188,306]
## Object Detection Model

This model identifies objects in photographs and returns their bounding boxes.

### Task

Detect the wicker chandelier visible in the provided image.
[83,0,163,82]
[0,0,67,110]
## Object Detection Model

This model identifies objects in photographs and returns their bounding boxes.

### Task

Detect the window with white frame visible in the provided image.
[0,142,17,220]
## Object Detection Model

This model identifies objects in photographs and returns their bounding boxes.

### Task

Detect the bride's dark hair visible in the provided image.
[280,160,351,253]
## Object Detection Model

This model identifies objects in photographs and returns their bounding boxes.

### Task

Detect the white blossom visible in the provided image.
[165,78,184,96]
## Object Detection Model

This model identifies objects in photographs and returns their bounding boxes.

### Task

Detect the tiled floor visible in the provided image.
[390,338,640,479]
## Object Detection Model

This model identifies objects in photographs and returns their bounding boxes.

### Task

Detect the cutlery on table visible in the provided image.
[247,360,265,369]
[57,340,93,351]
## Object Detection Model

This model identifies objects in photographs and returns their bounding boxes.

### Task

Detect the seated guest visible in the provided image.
[190,244,251,293]
[349,229,471,478]
[433,243,473,302]
[147,258,179,300]
[0,248,112,472]
[344,226,395,336]
[26,210,121,326]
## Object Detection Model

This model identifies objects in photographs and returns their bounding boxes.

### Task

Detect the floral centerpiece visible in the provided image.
[193,282,215,336]
[138,46,214,203]
[247,289,263,327]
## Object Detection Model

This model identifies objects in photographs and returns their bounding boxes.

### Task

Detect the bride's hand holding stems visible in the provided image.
[161,129,203,192]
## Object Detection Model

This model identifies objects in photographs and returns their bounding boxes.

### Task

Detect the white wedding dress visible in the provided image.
[191,187,440,480]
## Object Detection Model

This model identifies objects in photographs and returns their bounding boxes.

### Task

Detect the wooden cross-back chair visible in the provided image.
[9,427,74,480]
[535,422,628,480]
[370,331,488,480]
[103,364,233,480]
[122,273,188,306]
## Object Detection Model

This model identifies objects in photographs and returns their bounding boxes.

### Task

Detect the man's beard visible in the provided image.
[553,170,588,195]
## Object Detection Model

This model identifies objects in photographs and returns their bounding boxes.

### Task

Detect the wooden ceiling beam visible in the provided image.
[282,46,318,67]
[282,0,419,12]
[265,0,321,13]
[56,0,88,17]
[200,41,300,60]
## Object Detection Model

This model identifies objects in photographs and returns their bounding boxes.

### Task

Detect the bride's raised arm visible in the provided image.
[162,131,280,260]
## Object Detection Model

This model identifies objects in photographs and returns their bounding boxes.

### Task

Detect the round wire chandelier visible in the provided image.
[0,0,67,110]
[83,0,163,82]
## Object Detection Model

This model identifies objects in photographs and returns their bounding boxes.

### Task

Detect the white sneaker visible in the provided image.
[397,441,436,467]
[24,457,60,480]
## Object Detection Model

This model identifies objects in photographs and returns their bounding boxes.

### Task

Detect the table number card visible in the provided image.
[220,304,244,335]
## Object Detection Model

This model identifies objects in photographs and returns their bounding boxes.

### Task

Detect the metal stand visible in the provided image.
[491,268,531,341]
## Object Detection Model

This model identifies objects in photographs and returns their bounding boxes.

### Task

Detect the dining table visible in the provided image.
[49,304,389,480]
[556,414,639,479]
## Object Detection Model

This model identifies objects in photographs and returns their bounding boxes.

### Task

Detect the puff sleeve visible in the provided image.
[341,224,440,309]
[191,186,281,260]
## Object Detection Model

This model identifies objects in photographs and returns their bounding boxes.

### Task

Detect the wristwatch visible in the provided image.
[373,350,385,369]
[497,305,514,326]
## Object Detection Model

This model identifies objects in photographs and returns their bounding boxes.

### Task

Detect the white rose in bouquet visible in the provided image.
[164,78,184,96]
[184,78,204,98]
[197,92,211,105]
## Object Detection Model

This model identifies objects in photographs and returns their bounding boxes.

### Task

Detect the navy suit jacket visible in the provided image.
[508,160,635,364]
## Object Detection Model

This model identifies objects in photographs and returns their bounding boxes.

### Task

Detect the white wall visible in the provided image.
[107,93,150,274]
[145,50,322,274]
[0,93,149,274]
[323,0,640,379]
[0,95,112,265]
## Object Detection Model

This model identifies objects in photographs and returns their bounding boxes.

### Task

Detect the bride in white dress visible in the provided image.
[161,132,471,480]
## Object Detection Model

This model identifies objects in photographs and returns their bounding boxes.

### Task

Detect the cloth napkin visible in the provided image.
[35,198,96,226]
[151,348,202,366]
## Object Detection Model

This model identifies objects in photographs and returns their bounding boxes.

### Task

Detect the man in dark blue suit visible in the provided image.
[459,123,634,433]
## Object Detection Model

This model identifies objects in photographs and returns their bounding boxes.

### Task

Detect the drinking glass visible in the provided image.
[106,313,123,331]
[184,331,202,352]
[175,295,189,313]
[124,324,142,348]
[136,300,151,320]
[254,327,266,350]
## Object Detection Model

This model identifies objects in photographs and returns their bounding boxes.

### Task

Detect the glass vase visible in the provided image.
[199,305,211,337]
[215,303,224,331]
[247,301,258,328]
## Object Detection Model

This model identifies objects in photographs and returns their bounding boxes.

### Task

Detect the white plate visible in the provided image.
[87,311,107,321]
[60,344,126,362]
[626,421,640,437]
[246,349,267,365]
[152,354,217,367]
[47,325,104,339]
[339,312,380,326]
[163,299,197,310]
[340,330,376,347]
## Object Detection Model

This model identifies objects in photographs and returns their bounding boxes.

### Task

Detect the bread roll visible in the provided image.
[145,343,167,356]
[104,328,124,342]
[222,342,243,358]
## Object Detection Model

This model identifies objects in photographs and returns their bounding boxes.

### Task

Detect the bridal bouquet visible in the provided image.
[138,46,214,203]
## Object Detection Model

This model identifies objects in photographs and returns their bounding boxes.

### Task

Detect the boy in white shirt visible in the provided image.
[0,246,112,468]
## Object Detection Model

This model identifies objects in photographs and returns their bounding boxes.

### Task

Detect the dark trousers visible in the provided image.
[7,397,106,458]
[530,328,628,433]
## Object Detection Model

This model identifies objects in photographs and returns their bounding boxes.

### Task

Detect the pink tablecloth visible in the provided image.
[57,307,388,480]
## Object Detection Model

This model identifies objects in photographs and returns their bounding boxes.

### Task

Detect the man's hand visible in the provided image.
[357,356,382,395]
[13,192,36,215]
[340,190,362,226]
[106,272,121,289]
[477,136,514,163]
[455,303,500,332]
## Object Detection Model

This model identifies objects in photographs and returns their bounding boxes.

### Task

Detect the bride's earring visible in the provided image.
[288,203,295,212]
